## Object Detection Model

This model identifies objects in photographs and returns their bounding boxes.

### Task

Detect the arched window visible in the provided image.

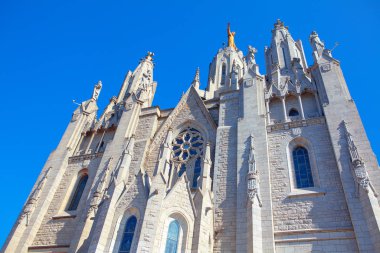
[289,108,299,117]
[118,216,137,253]
[67,174,88,211]
[192,157,202,188]
[292,147,314,188]
[281,46,288,69]
[165,220,180,253]
[221,63,226,85]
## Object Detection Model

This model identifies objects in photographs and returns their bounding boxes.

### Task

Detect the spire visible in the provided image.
[191,67,200,89]
[265,19,308,77]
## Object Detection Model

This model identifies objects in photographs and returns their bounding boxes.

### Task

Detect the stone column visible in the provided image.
[281,96,288,122]
[297,94,305,119]
[265,100,271,124]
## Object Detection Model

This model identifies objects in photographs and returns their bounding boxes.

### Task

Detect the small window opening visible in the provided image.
[221,63,226,85]
[289,108,299,117]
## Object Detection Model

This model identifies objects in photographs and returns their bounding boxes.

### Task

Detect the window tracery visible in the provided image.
[292,146,314,188]
[170,127,204,188]
[67,174,88,211]
[118,216,137,253]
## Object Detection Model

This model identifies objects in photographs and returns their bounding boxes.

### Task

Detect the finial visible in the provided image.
[145,51,154,61]
[92,80,102,101]
[274,19,285,29]
[191,67,200,89]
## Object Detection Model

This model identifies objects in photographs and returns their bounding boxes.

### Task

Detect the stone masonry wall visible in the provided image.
[32,157,102,247]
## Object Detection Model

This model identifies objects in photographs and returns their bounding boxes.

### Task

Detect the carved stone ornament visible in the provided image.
[292,127,302,136]
[247,135,262,206]
[92,81,102,101]
[124,102,133,110]
[19,167,51,226]
[247,45,257,65]
[320,64,331,72]
[344,122,377,197]
[87,157,113,219]
[71,113,80,122]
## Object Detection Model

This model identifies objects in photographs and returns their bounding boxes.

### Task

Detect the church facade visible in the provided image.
[3,20,380,253]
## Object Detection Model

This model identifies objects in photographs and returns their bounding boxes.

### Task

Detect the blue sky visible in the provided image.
[0,0,379,247]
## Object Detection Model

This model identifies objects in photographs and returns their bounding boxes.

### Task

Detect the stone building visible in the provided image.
[3,20,380,253]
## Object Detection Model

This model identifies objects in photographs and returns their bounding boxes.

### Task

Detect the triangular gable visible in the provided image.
[148,85,217,155]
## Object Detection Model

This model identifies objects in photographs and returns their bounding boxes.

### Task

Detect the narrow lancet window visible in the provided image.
[221,63,226,85]
[192,157,202,188]
[282,47,288,69]
[292,147,314,188]
[118,216,137,253]
[68,174,88,211]
[165,220,180,253]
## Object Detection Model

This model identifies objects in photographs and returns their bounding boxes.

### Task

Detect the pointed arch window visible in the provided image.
[292,147,314,188]
[67,174,88,211]
[118,216,137,253]
[192,157,202,188]
[221,63,227,85]
[281,46,288,69]
[165,220,180,253]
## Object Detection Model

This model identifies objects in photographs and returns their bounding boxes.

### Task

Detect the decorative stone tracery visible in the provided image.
[344,121,378,197]
[247,135,262,206]
[168,127,204,188]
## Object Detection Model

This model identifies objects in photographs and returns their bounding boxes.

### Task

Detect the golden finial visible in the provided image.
[227,23,238,51]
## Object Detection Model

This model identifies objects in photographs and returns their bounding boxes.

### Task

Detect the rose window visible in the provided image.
[172,128,204,162]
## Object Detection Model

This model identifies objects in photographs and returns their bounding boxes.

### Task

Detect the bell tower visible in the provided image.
[204,23,245,99]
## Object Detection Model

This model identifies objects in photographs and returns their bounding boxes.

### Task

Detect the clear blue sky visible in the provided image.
[0,0,379,247]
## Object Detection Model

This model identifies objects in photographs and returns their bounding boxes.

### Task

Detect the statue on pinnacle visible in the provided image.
[227,23,238,51]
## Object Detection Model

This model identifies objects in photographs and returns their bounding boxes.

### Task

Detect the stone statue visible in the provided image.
[92,81,102,101]
[247,45,257,65]
[227,23,238,51]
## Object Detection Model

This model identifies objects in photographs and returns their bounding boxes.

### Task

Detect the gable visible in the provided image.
[144,86,217,177]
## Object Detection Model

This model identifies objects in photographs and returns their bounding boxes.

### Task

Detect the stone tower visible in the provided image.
[2,21,380,253]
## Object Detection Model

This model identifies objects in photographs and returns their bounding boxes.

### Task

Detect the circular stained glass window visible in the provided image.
[172,127,204,162]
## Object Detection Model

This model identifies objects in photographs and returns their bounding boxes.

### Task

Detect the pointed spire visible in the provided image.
[191,67,201,89]
[92,80,102,101]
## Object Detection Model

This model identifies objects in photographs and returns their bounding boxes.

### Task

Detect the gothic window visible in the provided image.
[292,147,314,188]
[165,220,180,253]
[118,216,137,253]
[67,174,88,211]
[170,127,204,189]
[221,63,226,85]
[281,46,288,69]
[289,108,299,117]
[192,157,202,188]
